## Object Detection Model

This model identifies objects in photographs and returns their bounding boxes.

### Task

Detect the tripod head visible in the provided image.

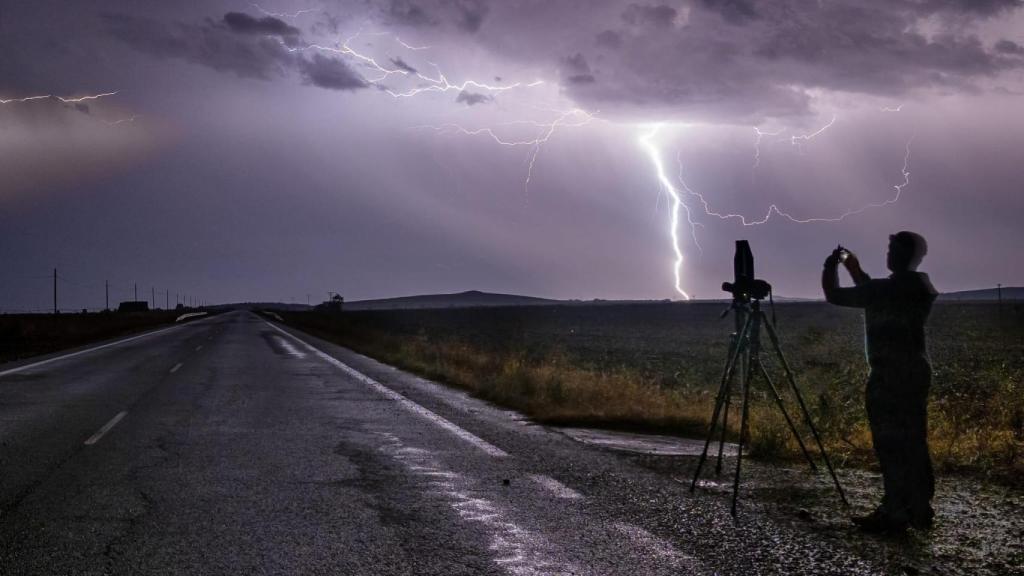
[721,240,772,304]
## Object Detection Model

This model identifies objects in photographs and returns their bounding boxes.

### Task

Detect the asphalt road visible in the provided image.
[0,310,882,575]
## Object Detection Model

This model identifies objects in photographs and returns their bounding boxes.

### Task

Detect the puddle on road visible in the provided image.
[559,428,738,457]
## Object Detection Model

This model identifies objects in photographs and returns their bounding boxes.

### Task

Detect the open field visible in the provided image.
[279,301,1024,481]
[0,311,196,364]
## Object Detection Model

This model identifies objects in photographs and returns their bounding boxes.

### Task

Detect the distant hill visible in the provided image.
[345,290,559,311]
[937,287,1023,302]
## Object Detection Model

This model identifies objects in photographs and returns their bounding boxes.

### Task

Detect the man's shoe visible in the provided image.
[852,509,909,534]
[909,505,935,530]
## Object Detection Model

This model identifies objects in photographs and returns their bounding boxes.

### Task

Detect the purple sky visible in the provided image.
[2,0,1023,309]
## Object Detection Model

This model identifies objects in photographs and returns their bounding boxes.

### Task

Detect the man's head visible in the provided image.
[887,231,928,272]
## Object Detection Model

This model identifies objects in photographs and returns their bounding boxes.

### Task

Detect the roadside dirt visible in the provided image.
[567,427,1024,576]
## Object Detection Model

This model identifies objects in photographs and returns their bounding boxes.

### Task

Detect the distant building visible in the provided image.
[117,301,149,313]
[316,294,344,312]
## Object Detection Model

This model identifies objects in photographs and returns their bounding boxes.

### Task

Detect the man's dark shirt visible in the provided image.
[822,268,938,368]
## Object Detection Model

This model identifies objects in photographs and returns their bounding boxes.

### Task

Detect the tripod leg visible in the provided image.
[731,342,756,518]
[762,316,848,505]
[690,314,753,493]
[755,358,818,472]
[714,369,732,475]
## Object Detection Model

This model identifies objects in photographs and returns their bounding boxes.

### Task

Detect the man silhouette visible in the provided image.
[822,231,938,533]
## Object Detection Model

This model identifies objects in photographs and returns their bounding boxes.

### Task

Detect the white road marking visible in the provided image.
[84,411,127,446]
[169,362,183,373]
[527,474,583,500]
[378,433,573,575]
[0,323,194,379]
[267,322,508,458]
[275,337,307,359]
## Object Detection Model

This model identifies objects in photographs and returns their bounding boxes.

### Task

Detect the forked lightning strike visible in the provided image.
[416,109,596,194]
[674,138,913,226]
[0,91,118,105]
[753,126,786,168]
[251,4,319,19]
[641,113,912,298]
[281,33,543,98]
[639,125,699,300]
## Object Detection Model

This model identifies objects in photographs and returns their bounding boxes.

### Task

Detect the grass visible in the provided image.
[0,311,189,364]
[278,301,1024,482]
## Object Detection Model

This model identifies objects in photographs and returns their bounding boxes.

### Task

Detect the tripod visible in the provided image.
[689,298,848,517]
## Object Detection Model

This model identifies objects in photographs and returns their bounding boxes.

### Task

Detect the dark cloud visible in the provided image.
[563,53,596,85]
[595,30,623,49]
[386,0,436,27]
[621,4,677,27]
[103,13,296,80]
[455,89,492,105]
[520,0,1024,121]
[298,54,367,90]
[913,0,1023,16]
[452,0,490,32]
[382,0,490,32]
[390,57,418,74]
[74,103,90,114]
[222,12,300,39]
[699,0,759,24]
[105,12,368,92]
[995,39,1024,54]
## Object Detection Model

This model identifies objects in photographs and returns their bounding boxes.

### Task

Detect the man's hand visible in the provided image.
[842,250,870,285]
[824,246,844,268]
[843,251,862,273]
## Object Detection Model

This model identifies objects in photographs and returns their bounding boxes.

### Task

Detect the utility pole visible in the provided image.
[134,283,138,302]
[166,290,169,310]
[105,280,109,311]
[151,287,155,310]
[53,268,57,314]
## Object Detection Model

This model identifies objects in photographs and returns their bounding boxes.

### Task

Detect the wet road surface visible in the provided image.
[0,310,885,575]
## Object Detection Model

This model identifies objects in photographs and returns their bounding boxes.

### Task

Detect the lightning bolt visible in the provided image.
[103,115,140,126]
[282,32,543,98]
[395,37,430,51]
[753,126,786,168]
[638,112,913,297]
[251,4,319,19]
[674,137,913,226]
[639,125,699,300]
[416,109,597,194]
[0,91,118,104]
[782,114,836,152]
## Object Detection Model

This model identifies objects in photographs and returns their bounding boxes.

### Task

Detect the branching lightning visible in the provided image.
[281,31,543,98]
[639,126,699,300]
[753,126,785,168]
[0,91,118,104]
[251,4,319,19]
[416,109,597,194]
[673,137,913,226]
[637,112,913,298]
[270,17,914,301]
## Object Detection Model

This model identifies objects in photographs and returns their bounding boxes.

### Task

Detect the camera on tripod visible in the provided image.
[721,240,772,302]
[691,239,847,517]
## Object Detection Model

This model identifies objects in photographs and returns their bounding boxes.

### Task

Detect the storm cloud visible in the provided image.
[299,54,367,91]
[466,0,1024,121]
[104,11,366,91]
[455,89,492,105]
[2,0,1024,307]
[103,12,297,80]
